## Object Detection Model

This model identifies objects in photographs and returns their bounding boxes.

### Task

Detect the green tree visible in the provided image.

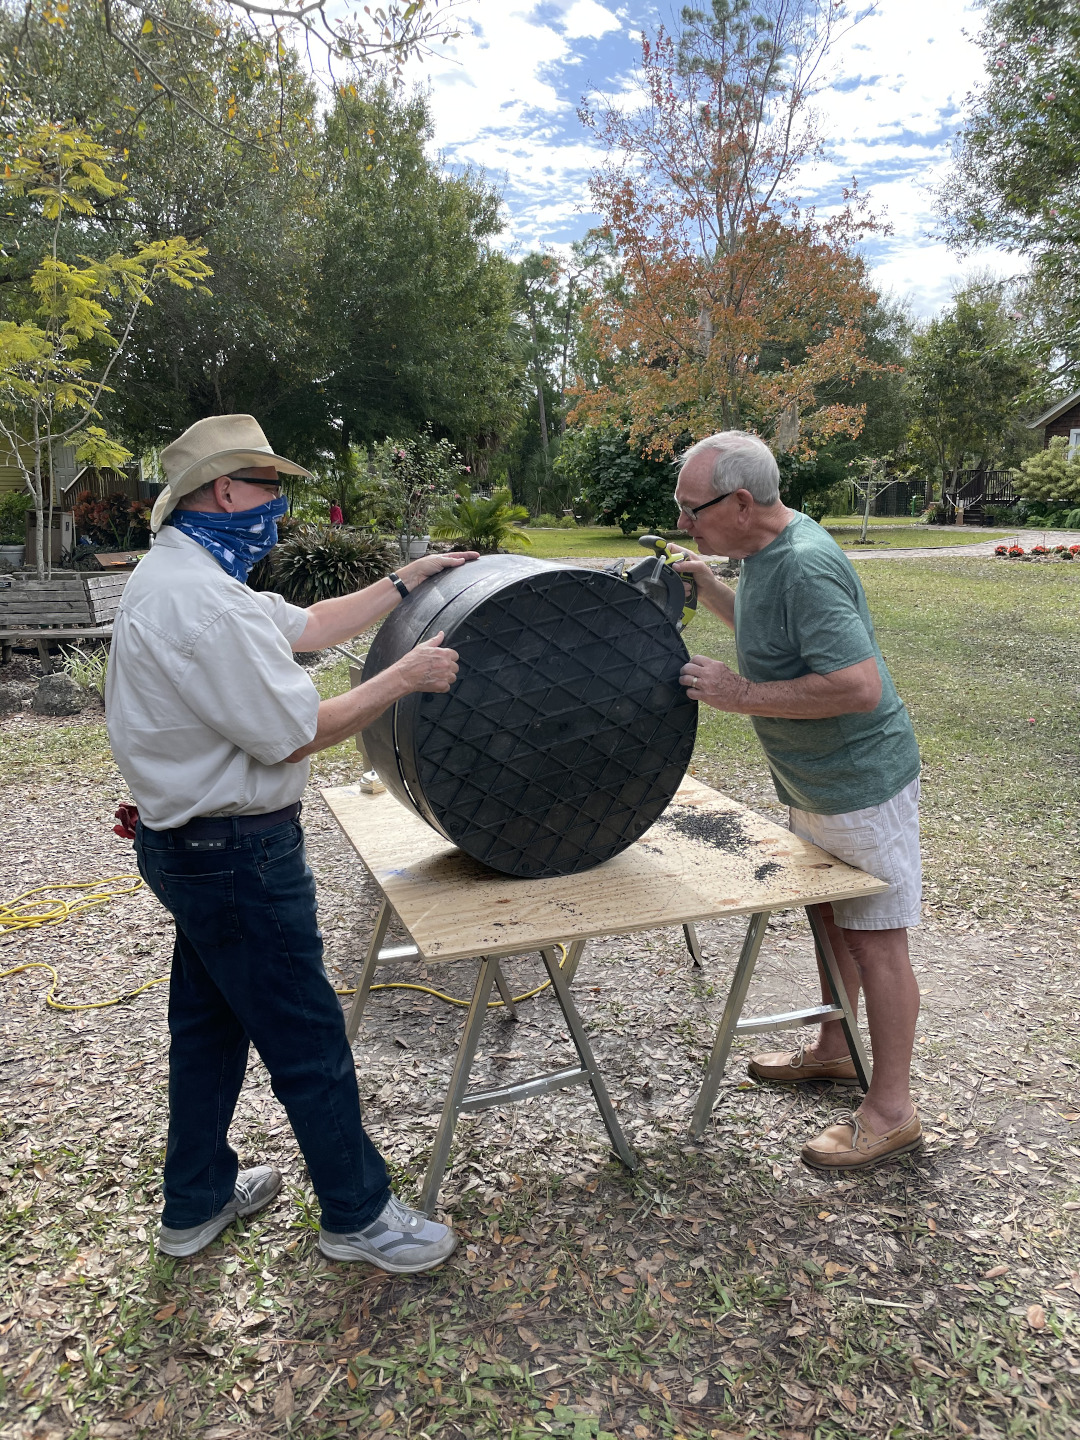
[905,282,1033,482]
[940,0,1080,388]
[1,0,326,459]
[0,123,210,576]
[555,424,677,536]
[314,85,522,472]
[2,0,455,144]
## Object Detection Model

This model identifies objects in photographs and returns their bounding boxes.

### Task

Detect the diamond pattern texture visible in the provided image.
[402,568,697,878]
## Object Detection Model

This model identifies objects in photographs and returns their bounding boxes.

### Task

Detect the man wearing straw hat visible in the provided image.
[107,415,477,1270]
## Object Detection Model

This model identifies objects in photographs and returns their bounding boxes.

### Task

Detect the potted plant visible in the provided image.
[370,428,470,563]
[0,491,33,568]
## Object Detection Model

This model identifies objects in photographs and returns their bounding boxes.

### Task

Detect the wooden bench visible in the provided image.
[0,571,130,672]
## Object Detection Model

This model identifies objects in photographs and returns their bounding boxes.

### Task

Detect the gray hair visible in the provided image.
[678,432,780,505]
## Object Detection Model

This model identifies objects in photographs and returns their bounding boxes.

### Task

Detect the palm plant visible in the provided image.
[429,489,532,553]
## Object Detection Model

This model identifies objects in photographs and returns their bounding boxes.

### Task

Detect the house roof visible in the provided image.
[1028,387,1080,429]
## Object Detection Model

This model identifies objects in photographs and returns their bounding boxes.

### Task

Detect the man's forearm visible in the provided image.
[284,670,405,762]
[295,577,401,652]
[698,574,736,629]
[710,665,881,719]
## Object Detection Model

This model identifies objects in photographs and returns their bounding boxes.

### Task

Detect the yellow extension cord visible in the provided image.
[0,877,566,1013]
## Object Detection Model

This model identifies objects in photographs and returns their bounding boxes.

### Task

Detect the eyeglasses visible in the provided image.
[677,490,735,519]
[229,473,282,495]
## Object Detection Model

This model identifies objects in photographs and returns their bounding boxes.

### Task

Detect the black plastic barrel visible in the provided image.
[360,555,697,878]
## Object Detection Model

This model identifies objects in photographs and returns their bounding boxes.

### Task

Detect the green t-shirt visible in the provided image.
[733,512,920,814]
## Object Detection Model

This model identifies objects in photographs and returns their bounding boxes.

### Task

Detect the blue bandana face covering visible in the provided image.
[167,494,289,582]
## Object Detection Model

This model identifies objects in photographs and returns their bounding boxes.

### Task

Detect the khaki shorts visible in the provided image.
[789,775,922,931]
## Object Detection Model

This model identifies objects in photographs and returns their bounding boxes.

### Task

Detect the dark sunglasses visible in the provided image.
[678,490,735,519]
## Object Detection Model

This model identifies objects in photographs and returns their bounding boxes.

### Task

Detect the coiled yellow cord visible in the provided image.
[0,876,144,935]
[1,877,567,1013]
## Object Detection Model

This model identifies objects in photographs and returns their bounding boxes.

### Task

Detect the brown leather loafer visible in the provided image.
[748,1045,859,1086]
[801,1108,922,1171]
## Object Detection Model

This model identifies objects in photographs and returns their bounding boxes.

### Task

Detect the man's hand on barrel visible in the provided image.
[679,654,748,710]
[399,552,480,589]
[391,632,460,694]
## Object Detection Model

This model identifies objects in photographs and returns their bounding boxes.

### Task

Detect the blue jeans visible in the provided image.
[135,816,390,1233]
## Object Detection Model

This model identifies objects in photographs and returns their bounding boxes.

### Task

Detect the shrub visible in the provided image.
[429,489,532,553]
[555,424,678,536]
[982,504,1016,525]
[250,525,396,604]
[1063,509,1080,530]
[1012,436,1080,507]
[0,490,33,544]
[530,512,579,529]
[802,491,831,522]
[72,491,151,549]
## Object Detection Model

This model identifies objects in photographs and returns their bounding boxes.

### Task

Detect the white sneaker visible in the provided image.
[319,1193,458,1273]
[158,1166,282,1258]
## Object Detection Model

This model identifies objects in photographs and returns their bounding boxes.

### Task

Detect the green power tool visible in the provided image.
[605,534,698,632]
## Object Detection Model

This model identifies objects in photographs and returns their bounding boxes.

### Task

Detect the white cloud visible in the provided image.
[804,0,1026,312]
[561,0,622,41]
[408,0,1016,312]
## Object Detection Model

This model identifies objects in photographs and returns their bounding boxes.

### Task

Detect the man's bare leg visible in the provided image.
[806,903,863,1062]
[805,905,919,1134]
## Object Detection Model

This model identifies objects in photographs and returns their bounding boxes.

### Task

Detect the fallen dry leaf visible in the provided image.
[983,1265,1009,1280]
[273,1379,295,1420]
[1027,1304,1047,1330]
[687,1377,708,1404]
[782,1380,814,1403]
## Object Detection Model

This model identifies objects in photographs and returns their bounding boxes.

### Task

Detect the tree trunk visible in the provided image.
[529,313,550,483]
[859,482,872,543]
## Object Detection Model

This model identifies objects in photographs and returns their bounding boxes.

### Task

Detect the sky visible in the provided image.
[404,0,1024,319]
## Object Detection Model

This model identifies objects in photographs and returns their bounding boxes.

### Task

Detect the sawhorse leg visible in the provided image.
[540,946,637,1173]
[683,923,703,968]
[690,912,769,1136]
[690,906,871,1137]
[418,947,637,1214]
[345,900,519,1042]
[420,956,500,1214]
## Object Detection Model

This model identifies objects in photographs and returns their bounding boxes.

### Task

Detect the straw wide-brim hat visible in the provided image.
[151,414,314,532]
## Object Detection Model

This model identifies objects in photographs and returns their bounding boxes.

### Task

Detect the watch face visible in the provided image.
[362,557,697,878]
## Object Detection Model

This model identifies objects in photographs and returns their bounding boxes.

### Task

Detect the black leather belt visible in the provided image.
[159,801,302,845]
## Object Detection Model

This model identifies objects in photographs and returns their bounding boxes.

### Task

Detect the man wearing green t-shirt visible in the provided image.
[671,431,923,1171]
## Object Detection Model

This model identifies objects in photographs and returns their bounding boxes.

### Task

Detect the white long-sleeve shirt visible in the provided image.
[105,527,320,829]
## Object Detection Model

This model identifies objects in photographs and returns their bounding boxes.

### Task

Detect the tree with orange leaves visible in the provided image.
[574,0,883,461]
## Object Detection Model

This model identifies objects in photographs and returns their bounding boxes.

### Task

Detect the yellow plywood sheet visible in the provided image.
[321,777,888,963]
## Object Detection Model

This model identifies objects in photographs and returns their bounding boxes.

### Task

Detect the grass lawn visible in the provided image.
[828,529,1008,550]
[517,525,1006,559]
[518,527,676,560]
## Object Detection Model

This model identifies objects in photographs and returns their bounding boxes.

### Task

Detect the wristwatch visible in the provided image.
[387,572,410,601]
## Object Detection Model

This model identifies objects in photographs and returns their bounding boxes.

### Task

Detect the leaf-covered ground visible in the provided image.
[1,559,1078,1440]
